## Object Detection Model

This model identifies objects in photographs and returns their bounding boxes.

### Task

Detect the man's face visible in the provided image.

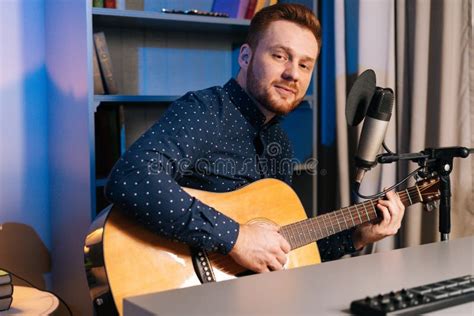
[246,20,319,116]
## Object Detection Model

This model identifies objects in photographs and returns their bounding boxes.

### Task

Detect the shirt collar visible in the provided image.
[224,79,281,130]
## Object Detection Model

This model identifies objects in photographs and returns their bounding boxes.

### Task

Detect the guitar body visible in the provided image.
[84,178,321,315]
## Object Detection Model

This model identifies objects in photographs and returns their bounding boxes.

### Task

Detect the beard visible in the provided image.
[246,61,304,116]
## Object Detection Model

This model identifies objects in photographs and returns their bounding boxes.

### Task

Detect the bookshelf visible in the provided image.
[48,1,318,315]
[91,5,319,216]
[92,8,250,33]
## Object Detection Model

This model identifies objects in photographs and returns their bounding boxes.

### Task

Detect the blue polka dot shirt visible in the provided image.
[105,79,356,260]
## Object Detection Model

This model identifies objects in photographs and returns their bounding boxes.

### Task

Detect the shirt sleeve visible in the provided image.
[104,93,239,254]
[316,228,357,262]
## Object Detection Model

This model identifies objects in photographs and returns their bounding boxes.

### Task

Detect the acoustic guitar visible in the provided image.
[84,177,440,315]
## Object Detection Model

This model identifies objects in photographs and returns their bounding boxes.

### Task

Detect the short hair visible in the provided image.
[246,3,322,51]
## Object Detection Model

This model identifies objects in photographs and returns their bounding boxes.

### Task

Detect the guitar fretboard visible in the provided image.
[280,184,425,250]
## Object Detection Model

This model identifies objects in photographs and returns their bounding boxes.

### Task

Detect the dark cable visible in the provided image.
[1,268,73,316]
[353,166,424,200]
[382,141,395,154]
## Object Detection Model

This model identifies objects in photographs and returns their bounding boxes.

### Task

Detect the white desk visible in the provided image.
[124,236,474,315]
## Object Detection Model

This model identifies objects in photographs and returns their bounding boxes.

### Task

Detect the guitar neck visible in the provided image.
[280,184,425,250]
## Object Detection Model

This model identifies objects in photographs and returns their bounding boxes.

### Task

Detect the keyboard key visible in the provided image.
[411,285,432,294]
[447,288,462,296]
[458,284,474,293]
[428,290,449,299]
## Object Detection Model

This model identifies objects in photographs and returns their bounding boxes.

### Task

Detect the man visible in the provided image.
[105,4,405,273]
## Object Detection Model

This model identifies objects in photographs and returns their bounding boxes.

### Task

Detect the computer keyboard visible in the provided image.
[350,275,474,315]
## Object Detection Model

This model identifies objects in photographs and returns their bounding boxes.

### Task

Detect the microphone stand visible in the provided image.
[377,147,473,241]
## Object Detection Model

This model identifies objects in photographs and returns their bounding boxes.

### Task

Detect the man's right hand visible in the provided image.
[228,221,291,273]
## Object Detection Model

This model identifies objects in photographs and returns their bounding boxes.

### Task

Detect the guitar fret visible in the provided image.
[370,201,377,218]
[283,227,293,247]
[289,224,297,248]
[295,222,304,245]
[362,203,370,221]
[293,225,301,248]
[302,222,309,246]
[341,209,348,229]
[406,188,413,205]
[325,214,333,236]
[311,221,321,240]
[355,205,363,224]
[308,219,317,241]
[373,201,379,219]
[331,213,338,234]
[335,211,342,232]
[348,207,356,226]
[305,221,312,243]
[415,184,423,202]
[315,218,324,239]
[299,221,308,246]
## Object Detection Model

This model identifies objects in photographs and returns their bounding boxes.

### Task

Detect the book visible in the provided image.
[94,32,119,94]
[93,42,105,95]
[0,284,13,298]
[93,0,104,7]
[0,270,11,286]
[116,0,125,9]
[104,0,116,8]
[0,295,12,312]
[244,0,257,19]
[237,0,250,18]
[253,0,267,16]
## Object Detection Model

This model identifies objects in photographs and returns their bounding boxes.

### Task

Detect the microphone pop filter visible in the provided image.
[346,69,376,126]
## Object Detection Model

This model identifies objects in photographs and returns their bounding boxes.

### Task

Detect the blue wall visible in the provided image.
[0,1,50,248]
[0,0,53,291]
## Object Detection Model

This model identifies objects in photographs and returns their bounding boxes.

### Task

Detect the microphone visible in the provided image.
[354,87,394,189]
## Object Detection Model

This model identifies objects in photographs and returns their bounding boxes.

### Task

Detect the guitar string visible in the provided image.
[207,182,437,261]
[283,189,412,241]
[281,183,437,249]
[287,187,424,248]
[301,183,433,229]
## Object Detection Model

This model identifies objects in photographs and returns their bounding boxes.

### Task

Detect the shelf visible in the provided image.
[94,95,179,110]
[95,94,179,103]
[92,8,250,37]
[93,95,315,111]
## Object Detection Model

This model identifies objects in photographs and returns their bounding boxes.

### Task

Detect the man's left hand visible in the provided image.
[352,190,405,250]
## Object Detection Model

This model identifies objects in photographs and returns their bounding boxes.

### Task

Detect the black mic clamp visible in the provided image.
[377,146,473,241]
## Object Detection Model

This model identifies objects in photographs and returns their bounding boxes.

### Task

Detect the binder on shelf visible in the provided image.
[94,32,119,95]
[93,41,105,95]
